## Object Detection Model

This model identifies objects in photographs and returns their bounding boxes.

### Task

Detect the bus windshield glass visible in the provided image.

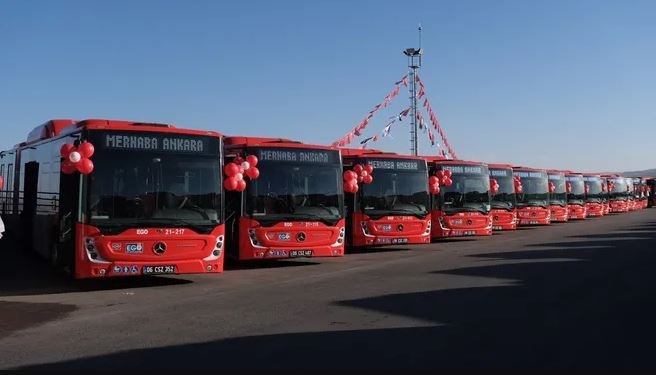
[437,164,490,215]
[489,168,516,211]
[548,174,567,206]
[515,170,549,208]
[360,159,429,218]
[566,175,585,205]
[245,148,343,225]
[609,178,629,200]
[86,131,222,233]
[584,176,604,203]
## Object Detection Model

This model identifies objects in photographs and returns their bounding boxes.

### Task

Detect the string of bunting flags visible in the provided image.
[359,107,411,148]
[332,75,408,148]
[416,74,458,159]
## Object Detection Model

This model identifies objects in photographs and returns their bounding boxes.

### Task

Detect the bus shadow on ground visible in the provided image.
[0,239,192,297]
[20,221,656,370]
[346,245,412,255]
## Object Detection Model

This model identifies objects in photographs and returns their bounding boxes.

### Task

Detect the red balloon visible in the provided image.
[429,176,440,185]
[246,155,258,167]
[233,156,244,165]
[343,170,356,181]
[0,175,3,190]
[516,185,523,193]
[351,183,359,193]
[60,144,74,158]
[442,177,453,187]
[223,177,238,191]
[224,163,239,177]
[61,160,77,174]
[363,174,373,184]
[357,175,364,183]
[237,165,245,175]
[444,170,452,178]
[429,183,440,194]
[364,164,374,174]
[585,184,590,194]
[344,180,358,193]
[353,164,364,174]
[436,170,445,179]
[236,179,247,192]
[234,173,244,181]
[246,166,260,179]
[566,182,572,193]
[76,158,94,174]
[77,142,95,158]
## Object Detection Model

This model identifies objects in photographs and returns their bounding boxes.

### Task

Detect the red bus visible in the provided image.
[488,164,518,230]
[427,158,492,238]
[625,177,637,211]
[565,172,587,220]
[0,119,225,279]
[604,175,630,213]
[547,170,568,222]
[223,137,345,260]
[582,174,606,217]
[632,177,648,209]
[513,167,551,226]
[341,149,430,247]
[648,178,656,208]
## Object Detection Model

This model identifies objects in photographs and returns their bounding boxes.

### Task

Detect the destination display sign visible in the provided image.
[91,132,219,155]
[514,171,547,179]
[548,174,564,180]
[583,176,601,182]
[254,148,340,164]
[366,159,426,171]
[565,175,583,181]
[442,165,486,175]
[490,169,510,177]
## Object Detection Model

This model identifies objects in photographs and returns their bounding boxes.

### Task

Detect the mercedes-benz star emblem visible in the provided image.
[296,232,306,242]
[397,224,404,232]
[153,242,167,255]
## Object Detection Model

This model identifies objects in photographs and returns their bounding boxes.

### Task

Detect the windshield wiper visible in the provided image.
[387,207,429,217]
[446,206,489,215]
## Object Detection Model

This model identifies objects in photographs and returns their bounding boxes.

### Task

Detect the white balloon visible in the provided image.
[69,151,81,163]
[241,161,250,170]
[234,173,243,181]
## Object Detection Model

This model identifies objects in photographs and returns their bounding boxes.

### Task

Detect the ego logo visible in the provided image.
[278,233,291,241]
[125,243,144,254]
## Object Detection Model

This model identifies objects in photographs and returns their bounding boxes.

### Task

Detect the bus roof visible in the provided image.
[22,118,221,147]
[488,163,514,169]
[512,166,547,173]
[223,136,335,151]
[341,148,427,160]
[429,158,487,167]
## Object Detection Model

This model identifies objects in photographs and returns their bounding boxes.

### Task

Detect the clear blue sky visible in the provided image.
[1,0,654,172]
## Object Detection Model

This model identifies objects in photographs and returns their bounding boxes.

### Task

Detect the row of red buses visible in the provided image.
[1,119,651,279]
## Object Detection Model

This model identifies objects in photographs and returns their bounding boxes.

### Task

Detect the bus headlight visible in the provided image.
[84,237,109,263]
[205,235,224,261]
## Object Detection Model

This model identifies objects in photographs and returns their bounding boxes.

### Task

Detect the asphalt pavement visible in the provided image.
[1,208,655,371]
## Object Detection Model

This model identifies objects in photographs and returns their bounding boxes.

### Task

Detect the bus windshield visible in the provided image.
[609,178,629,200]
[566,176,585,205]
[489,169,516,211]
[515,171,549,208]
[245,149,343,225]
[548,174,567,206]
[86,132,222,234]
[437,164,490,215]
[360,168,429,218]
[584,177,604,203]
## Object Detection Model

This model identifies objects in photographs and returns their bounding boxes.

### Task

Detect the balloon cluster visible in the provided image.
[584,184,590,194]
[489,178,500,195]
[0,175,3,190]
[60,142,95,175]
[343,163,373,193]
[601,182,607,192]
[607,181,615,192]
[548,181,556,193]
[224,155,260,192]
[565,181,573,194]
[429,169,453,195]
[514,176,523,194]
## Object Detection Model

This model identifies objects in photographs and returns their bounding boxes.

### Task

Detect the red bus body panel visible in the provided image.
[351,212,430,246]
[490,208,517,230]
[549,205,569,222]
[238,218,345,259]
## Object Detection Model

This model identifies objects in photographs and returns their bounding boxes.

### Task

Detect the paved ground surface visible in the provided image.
[0,209,655,371]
